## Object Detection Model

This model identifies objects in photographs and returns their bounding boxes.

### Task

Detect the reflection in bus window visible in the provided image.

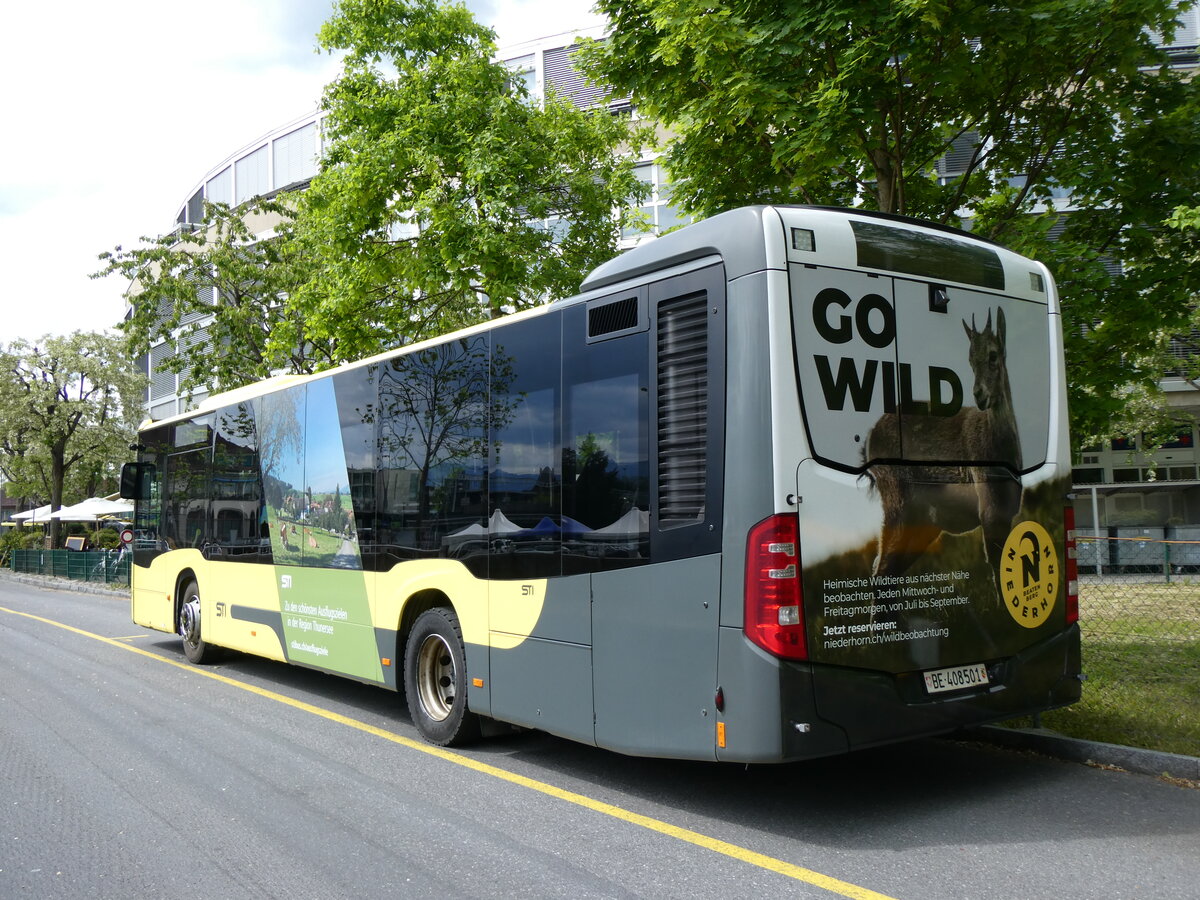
[208,403,271,564]
[563,306,649,572]
[490,314,561,579]
[376,336,490,572]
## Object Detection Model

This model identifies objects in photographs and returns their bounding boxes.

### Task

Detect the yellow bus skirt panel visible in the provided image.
[204,561,288,662]
[373,558,547,650]
[131,548,207,633]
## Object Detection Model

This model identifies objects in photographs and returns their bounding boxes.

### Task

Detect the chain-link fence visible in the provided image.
[9,548,131,587]
[1036,529,1200,757]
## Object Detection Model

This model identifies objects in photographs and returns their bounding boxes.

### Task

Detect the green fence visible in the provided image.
[10,549,131,587]
[1033,534,1200,757]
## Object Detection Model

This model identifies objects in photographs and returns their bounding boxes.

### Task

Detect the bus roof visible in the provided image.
[142,205,1052,432]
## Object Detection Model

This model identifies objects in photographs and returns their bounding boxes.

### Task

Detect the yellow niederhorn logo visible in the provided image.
[1000,521,1059,628]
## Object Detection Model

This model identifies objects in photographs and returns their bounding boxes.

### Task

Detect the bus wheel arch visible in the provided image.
[175,570,217,665]
[403,603,481,746]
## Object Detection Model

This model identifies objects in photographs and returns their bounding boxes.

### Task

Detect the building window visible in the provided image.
[273,123,317,189]
[503,54,537,96]
[186,188,204,225]
[623,163,693,240]
[1159,426,1195,449]
[544,44,607,109]
[235,145,269,205]
[149,342,176,402]
[937,130,981,182]
[207,167,232,207]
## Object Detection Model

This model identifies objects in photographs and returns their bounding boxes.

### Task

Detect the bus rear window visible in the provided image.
[792,266,1050,473]
[851,219,1005,290]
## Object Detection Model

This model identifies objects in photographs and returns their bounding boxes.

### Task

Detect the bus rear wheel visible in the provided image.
[404,608,480,746]
[178,578,217,664]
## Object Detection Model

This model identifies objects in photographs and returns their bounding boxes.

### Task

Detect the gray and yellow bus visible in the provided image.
[121,206,1081,762]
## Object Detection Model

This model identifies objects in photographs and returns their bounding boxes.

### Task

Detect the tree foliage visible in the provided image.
[584,0,1186,224]
[294,0,650,360]
[1015,77,1200,442]
[95,1,649,404]
[583,0,1200,441]
[94,198,328,398]
[0,332,146,545]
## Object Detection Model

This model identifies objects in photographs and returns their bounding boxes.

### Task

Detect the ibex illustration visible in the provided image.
[864,307,1021,593]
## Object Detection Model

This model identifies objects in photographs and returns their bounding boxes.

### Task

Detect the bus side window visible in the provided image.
[209,403,271,564]
[131,426,169,564]
[376,337,489,571]
[489,313,563,580]
[164,448,211,552]
[563,302,650,573]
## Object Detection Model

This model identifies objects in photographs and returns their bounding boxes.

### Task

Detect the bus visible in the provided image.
[120,206,1081,762]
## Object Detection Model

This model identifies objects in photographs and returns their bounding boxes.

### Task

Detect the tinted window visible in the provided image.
[490,313,562,579]
[254,385,306,566]
[300,379,362,569]
[133,426,170,567]
[208,403,271,563]
[255,380,364,570]
[334,365,380,569]
[163,448,210,550]
[851,219,1004,290]
[563,304,650,573]
[793,266,1050,472]
[376,336,490,572]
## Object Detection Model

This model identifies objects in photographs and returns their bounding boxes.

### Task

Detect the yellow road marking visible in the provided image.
[1,604,896,900]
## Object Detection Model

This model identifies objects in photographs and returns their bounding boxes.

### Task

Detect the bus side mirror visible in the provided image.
[119,462,155,501]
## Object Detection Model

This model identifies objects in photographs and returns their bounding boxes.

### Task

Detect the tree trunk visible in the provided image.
[49,444,66,548]
[871,148,899,215]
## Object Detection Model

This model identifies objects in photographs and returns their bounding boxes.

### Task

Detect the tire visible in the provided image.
[178,578,217,664]
[404,607,480,746]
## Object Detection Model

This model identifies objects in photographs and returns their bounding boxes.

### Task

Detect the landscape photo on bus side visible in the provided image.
[242,380,381,679]
[794,276,1068,673]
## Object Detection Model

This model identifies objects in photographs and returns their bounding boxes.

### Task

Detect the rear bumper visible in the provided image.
[805,624,1082,754]
[715,624,1081,763]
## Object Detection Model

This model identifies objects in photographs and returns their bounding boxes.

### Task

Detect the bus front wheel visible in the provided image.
[404,607,480,746]
[178,578,216,664]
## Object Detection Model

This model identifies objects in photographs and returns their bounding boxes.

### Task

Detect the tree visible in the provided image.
[94,197,330,398]
[584,0,1187,223]
[294,0,650,360]
[0,332,146,546]
[582,0,1200,442]
[1013,81,1200,443]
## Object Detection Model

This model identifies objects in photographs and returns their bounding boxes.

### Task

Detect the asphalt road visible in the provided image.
[1,579,1197,900]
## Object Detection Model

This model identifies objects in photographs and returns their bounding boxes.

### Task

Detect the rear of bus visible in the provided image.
[725,207,1080,761]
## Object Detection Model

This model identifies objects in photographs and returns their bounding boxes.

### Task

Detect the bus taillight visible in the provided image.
[744,513,807,660]
[1064,505,1079,625]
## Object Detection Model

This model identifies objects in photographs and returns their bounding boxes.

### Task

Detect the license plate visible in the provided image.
[923,663,989,694]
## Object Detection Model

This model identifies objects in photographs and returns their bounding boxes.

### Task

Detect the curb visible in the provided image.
[969,725,1200,782]
[0,569,128,599]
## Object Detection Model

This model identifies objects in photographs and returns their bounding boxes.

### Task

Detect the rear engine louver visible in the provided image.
[657,294,708,526]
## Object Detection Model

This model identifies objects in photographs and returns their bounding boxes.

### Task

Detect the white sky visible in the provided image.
[0,0,604,347]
